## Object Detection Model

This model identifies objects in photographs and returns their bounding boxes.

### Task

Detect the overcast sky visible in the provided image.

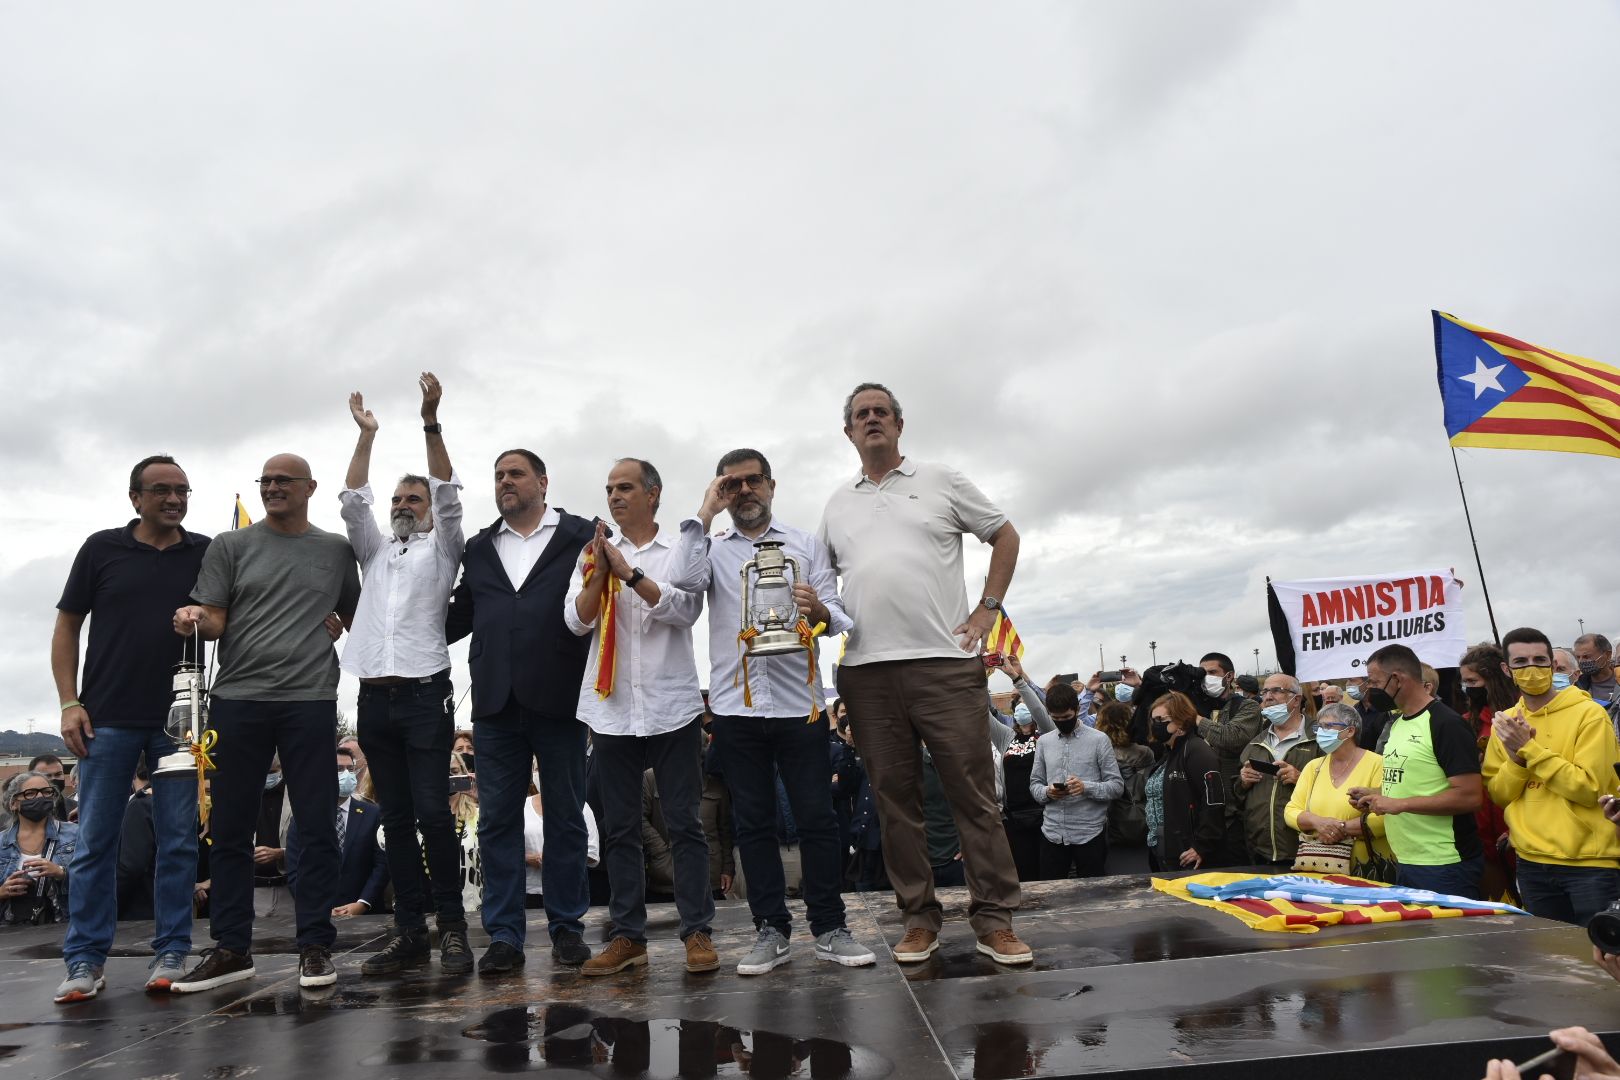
[4,2,1619,734]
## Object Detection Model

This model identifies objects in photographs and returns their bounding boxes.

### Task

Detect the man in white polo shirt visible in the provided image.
[817,382,1031,966]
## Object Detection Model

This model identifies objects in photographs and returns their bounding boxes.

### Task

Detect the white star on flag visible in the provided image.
[1458,355,1508,399]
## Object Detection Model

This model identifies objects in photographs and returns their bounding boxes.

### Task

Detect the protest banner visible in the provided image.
[1267,570,1466,681]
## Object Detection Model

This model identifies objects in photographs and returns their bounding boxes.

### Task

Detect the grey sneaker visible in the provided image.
[54,961,106,1003]
[735,926,791,976]
[145,951,189,993]
[814,927,877,968]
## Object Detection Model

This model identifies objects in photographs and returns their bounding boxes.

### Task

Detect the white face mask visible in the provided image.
[1203,674,1227,696]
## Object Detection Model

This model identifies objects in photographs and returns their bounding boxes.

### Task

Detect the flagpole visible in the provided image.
[1449,446,1501,646]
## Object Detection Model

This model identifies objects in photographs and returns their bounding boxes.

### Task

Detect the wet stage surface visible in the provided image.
[5,871,1617,1079]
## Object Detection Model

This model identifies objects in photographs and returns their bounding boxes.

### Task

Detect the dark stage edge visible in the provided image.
[3,872,1616,1080]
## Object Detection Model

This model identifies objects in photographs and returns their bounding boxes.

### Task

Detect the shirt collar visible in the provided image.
[120,520,207,549]
[852,457,915,488]
[715,519,787,543]
[498,505,559,539]
[616,525,671,552]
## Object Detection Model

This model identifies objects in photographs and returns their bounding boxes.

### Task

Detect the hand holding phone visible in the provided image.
[1249,758,1281,776]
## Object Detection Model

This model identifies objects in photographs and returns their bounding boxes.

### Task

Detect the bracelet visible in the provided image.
[423,423,442,434]
[60,700,82,712]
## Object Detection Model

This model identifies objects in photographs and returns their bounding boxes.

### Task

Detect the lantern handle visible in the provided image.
[738,558,757,634]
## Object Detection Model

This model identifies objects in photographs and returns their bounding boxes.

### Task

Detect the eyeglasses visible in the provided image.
[138,485,192,498]
[1316,722,1353,732]
[721,473,769,493]
[16,788,55,799]
[256,476,311,488]
[1259,687,1297,699]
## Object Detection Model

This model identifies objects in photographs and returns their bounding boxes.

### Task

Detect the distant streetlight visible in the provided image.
[1253,648,1260,674]
[1149,640,1158,665]
[1580,618,1586,638]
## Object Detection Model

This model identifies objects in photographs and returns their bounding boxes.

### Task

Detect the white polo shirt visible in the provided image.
[817,458,1006,667]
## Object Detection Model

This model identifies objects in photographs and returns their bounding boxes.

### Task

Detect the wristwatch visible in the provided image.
[626,568,646,588]
[980,596,1002,612]
[423,423,442,434]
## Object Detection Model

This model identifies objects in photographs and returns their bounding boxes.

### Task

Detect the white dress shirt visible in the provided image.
[563,526,705,738]
[339,472,466,679]
[668,515,852,718]
[524,795,600,894]
[494,506,559,589]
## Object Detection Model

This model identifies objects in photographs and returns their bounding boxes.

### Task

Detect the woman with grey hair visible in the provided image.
[0,770,80,928]
[1284,703,1390,872]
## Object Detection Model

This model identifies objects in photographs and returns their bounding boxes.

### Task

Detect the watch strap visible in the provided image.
[423,423,442,434]
[626,568,646,588]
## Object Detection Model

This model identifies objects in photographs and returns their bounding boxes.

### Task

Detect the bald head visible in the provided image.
[258,452,316,528]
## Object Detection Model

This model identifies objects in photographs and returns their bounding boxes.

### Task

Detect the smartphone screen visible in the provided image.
[1250,759,1281,776]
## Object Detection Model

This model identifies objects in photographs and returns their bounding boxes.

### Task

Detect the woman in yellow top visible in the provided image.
[1285,703,1390,866]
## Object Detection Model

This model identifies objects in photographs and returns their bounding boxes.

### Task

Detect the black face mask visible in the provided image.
[1311,694,1325,713]
[1151,720,1172,742]
[49,778,65,792]
[1053,718,1079,736]
[16,796,53,822]
[1465,685,1489,709]
[1365,678,1398,713]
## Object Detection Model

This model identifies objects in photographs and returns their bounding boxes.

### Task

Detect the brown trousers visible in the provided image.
[836,656,1020,936]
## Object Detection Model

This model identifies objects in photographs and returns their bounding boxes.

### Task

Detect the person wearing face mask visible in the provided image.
[1348,644,1485,899]
[1460,643,1521,901]
[1574,633,1620,720]
[1483,627,1620,925]
[285,747,389,921]
[1029,683,1125,879]
[339,375,477,978]
[0,771,79,929]
[1285,704,1389,870]
[1143,692,1224,872]
[250,757,294,919]
[998,700,1056,882]
[1193,652,1264,867]
[1234,675,1322,867]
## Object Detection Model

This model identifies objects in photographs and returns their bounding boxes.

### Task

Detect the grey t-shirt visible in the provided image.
[191,522,361,701]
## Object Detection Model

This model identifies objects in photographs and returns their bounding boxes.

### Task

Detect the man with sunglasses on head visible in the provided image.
[669,448,877,975]
[171,452,361,992]
[51,455,210,1002]
[336,374,475,976]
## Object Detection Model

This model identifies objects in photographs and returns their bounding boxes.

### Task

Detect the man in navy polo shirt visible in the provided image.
[52,454,210,1002]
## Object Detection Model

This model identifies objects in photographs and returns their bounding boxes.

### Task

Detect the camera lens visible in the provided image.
[1587,903,1620,954]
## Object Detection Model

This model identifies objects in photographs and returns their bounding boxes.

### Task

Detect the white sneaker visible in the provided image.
[735,926,791,975]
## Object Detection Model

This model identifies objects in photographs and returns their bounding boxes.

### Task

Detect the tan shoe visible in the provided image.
[893,927,939,963]
[684,931,719,973]
[976,928,1033,966]
[581,937,648,977]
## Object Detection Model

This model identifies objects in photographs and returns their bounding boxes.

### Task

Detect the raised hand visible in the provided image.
[350,392,378,433]
[419,371,442,421]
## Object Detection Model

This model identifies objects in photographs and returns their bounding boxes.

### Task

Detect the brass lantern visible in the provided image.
[739,540,807,655]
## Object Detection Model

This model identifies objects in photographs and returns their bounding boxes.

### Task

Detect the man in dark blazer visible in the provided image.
[445,448,596,973]
[285,748,389,916]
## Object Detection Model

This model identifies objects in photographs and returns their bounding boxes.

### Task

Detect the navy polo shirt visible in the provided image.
[57,521,212,729]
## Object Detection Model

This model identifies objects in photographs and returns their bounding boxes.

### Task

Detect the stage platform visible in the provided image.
[3,872,1616,1079]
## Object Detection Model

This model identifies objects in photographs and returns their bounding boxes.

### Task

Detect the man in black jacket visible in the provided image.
[445,449,596,973]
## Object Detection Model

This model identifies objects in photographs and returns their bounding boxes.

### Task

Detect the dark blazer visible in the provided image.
[1149,734,1225,867]
[445,510,595,720]
[285,797,388,909]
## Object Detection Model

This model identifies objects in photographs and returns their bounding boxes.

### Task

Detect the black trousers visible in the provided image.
[208,699,339,953]
[1038,833,1108,880]
[356,672,466,931]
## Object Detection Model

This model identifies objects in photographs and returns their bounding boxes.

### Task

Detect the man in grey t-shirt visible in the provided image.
[171,453,360,993]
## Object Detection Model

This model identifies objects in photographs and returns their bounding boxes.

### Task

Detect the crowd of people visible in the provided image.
[10,374,1620,1030]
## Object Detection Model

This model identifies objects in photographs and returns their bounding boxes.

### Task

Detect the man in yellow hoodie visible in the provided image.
[1483,625,1620,926]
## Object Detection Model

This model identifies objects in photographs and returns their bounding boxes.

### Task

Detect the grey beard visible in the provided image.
[730,499,770,531]
[391,512,428,540]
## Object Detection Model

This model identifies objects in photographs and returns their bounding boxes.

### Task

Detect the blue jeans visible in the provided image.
[356,673,465,932]
[1516,859,1620,926]
[1397,855,1484,900]
[64,726,198,966]
[715,713,846,938]
[475,699,591,946]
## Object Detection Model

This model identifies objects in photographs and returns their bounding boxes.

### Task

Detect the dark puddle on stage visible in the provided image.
[943,967,1526,1079]
[346,1005,889,1077]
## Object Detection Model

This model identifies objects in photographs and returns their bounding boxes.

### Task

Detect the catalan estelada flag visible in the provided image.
[231,495,252,529]
[984,609,1025,661]
[1434,311,1620,459]
[1154,872,1525,934]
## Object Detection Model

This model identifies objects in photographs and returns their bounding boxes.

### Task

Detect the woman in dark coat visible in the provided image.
[1144,691,1224,872]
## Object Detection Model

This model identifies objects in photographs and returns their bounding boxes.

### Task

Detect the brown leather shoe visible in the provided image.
[581,937,648,977]
[893,927,939,963]
[976,928,1033,966]
[684,931,719,973]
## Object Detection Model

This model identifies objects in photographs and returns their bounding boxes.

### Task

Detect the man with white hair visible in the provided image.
[1235,674,1321,866]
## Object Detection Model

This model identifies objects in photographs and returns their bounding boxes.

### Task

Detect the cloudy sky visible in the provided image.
[4,2,1619,734]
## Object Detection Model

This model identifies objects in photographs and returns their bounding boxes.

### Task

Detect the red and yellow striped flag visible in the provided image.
[1435,311,1620,459]
[985,609,1025,661]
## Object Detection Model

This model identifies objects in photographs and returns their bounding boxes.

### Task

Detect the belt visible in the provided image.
[360,670,448,686]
